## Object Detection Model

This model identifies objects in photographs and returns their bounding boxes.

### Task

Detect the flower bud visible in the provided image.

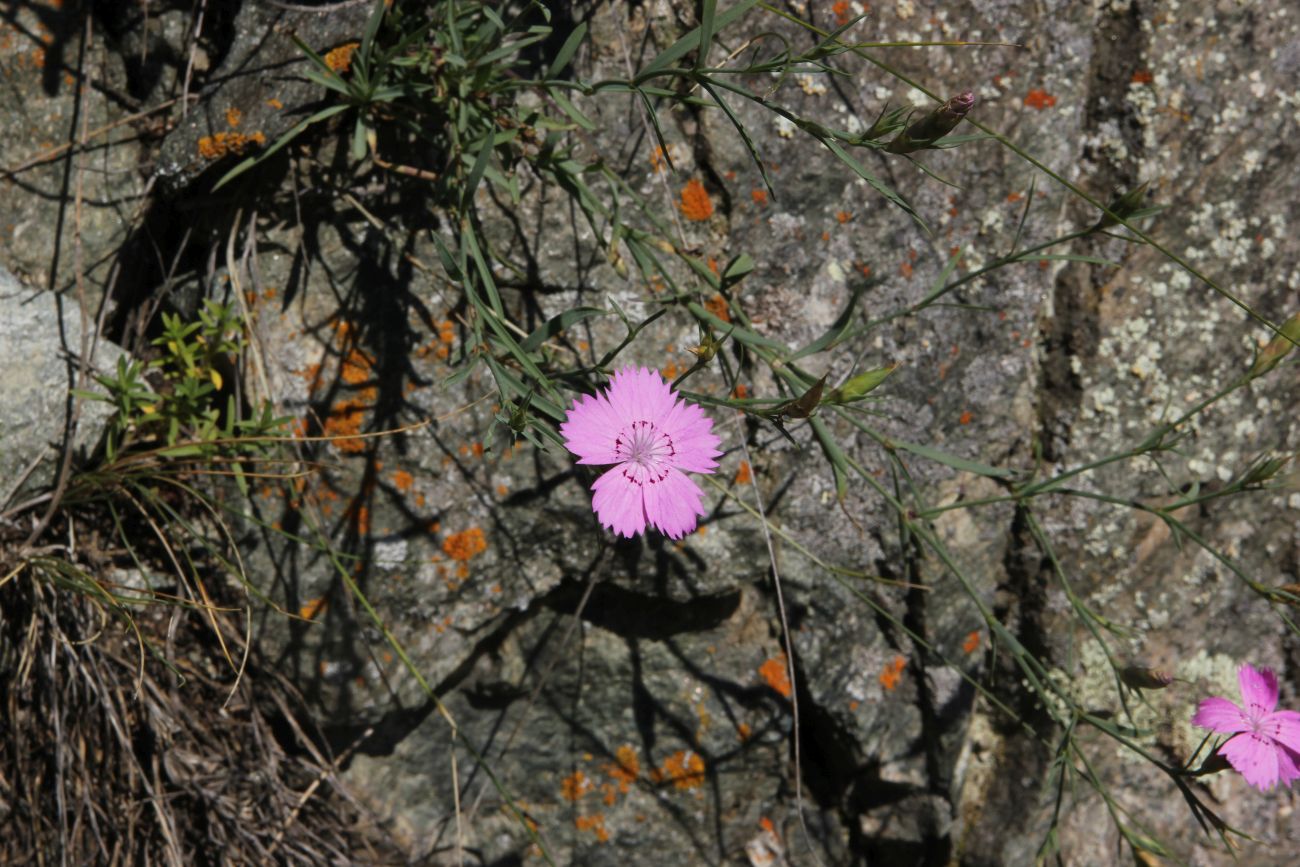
[1119,665,1173,690]
[1248,311,1300,378]
[885,91,974,154]
[686,332,724,363]
[1091,182,1151,231]
[828,364,896,404]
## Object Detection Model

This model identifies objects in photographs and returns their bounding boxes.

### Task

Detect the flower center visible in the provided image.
[614,420,676,485]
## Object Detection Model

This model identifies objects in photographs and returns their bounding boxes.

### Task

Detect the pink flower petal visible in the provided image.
[1221,732,1284,791]
[1260,709,1300,754]
[660,401,722,473]
[591,465,647,538]
[642,467,707,539]
[1192,696,1251,735]
[561,392,623,465]
[1277,745,1300,788]
[606,367,675,423]
[1238,663,1279,716]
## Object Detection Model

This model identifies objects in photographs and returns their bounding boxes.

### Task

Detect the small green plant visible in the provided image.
[79,300,287,463]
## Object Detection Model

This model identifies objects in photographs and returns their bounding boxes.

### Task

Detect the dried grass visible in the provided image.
[0,562,402,865]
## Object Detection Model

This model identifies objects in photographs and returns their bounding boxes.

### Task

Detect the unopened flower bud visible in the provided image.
[687,332,724,363]
[828,364,896,404]
[1120,665,1173,690]
[885,91,975,154]
[1091,182,1151,231]
[1248,311,1300,378]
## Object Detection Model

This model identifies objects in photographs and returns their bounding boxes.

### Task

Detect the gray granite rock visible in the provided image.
[0,268,128,506]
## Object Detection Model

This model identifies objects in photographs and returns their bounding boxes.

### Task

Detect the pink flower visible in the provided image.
[560,366,722,539]
[1192,663,1300,791]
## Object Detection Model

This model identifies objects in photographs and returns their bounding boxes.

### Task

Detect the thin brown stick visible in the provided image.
[0,96,192,180]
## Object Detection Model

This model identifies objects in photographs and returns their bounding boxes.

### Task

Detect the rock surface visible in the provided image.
[2,0,1299,864]
[0,267,127,506]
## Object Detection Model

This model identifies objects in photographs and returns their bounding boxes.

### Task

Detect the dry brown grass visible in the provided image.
[0,562,401,865]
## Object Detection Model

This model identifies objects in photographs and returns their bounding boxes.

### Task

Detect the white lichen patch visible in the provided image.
[372,537,410,568]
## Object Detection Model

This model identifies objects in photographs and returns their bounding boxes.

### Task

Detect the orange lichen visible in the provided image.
[324,41,359,73]
[574,813,609,843]
[496,484,509,497]
[197,130,266,160]
[959,409,973,425]
[649,144,673,173]
[731,384,748,399]
[661,361,680,381]
[603,744,640,796]
[298,596,328,621]
[225,107,242,128]
[835,210,852,224]
[703,293,731,323]
[758,655,792,698]
[832,1,852,26]
[751,188,768,206]
[339,347,373,384]
[561,770,592,801]
[1131,70,1153,84]
[880,655,906,691]
[962,630,981,654]
[472,442,484,458]
[654,750,706,790]
[392,469,414,492]
[1024,89,1057,110]
[266,97,283,110]
[734,460,752,485]
[322,389,374,453]
[899,260,914,279]
[679,178,714,221]
[442,527,487,561]
[736,722,752,741]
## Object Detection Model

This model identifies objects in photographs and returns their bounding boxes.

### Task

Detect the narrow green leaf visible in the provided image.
[700,80,774,200]
[890,439,1013,478]
[722,253,756,285]
[913,247,964,309]
[520,306,609,352]
[547,21,587,78]
[823,138,927,233]
[550,90,596,130]
[213,104,351,190]
[697,0,718,69]
[789,284,864,360]
[360,0,387,60]
[461,137,495,211]
[638,0,760,77]
[1013,253,1121,267]
[686,300,786,350]
[810,416,849,500]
